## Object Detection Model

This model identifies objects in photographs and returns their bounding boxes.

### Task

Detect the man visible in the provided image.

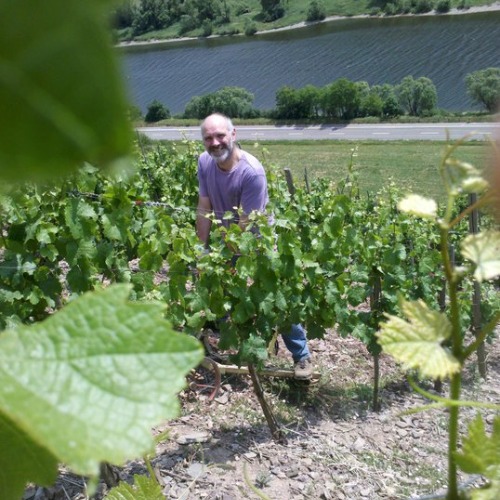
[196,113,313,380]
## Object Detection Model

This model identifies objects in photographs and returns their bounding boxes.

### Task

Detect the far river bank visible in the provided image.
[117,2,500,49]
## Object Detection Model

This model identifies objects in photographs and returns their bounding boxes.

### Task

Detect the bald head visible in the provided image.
[200,113,234,137]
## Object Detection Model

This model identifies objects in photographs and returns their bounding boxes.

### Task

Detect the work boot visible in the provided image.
[294,357,313,380]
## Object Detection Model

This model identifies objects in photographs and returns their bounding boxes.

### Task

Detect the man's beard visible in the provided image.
[209,139,234,164]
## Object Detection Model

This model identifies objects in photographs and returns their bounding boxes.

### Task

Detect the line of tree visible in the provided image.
[112,0,473,41]
[141,68,500,122]
[111,0,286,38]
[373,0,456,16]
[112,0,232,37]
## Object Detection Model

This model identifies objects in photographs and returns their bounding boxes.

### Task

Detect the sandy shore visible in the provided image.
[117,2,500,48]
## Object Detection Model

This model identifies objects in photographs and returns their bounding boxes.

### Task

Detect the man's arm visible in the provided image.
[196,195,212,247]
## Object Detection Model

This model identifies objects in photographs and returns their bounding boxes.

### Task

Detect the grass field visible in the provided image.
[151,136,494,202]
[233,139,494,201]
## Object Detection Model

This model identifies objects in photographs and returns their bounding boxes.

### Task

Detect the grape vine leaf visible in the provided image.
[377,299,460,380]
[461,230,500,282]
[454,414,500,500]
[0,284,204,499]
[0,0,132,181]
[104,474,164,500]
[0,411,58,500]
[238,334,268,366]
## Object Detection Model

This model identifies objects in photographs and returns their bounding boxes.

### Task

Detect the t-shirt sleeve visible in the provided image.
[198,157,208,198]
[240,171,268,215]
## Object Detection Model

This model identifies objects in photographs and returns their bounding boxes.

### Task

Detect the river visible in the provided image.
[119,11,500,115]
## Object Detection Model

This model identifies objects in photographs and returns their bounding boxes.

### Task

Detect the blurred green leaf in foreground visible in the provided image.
[0,285,204,500]
[0,0,132,182]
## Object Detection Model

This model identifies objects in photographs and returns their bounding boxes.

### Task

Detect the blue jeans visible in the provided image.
[281,324,310,362]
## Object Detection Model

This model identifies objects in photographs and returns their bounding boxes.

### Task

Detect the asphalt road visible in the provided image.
[137,122,499,142]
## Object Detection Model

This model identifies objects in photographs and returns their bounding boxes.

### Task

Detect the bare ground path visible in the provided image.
[29,329,500,500]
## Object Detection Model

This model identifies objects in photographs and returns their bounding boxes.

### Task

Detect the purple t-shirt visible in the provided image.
[198,150,269,227]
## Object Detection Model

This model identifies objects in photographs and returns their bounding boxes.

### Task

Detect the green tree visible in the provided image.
[111,0,137,29]
[165,0,184,23]
[184,87,256,118]
[360,92,384,117]
[396,76,437,116]
[353,81,375,117]
[383,2,399,15]
[435,0,451,13]
[372,83,401,117]
[260,0,285,21]
[219,0,231,23]
[244,18,258,35]
[178,13,199,35]
[212,86,256,117]
[201,19,213,36]
[306,0,326,21]
[275,86,300,119]
[299,84,322,118]
[465,67,500,112]
[356,81,371,103]
[184,95,209,119]
[195,0,221,20]
[145,100,170,123]
[132,0,169,36]
[410,0,434,13]
[382,93,401,117]
[275,85,320,119]
[321,78,361,120]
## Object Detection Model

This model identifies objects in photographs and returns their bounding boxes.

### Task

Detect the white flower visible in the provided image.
[461,176,489,194]
[398,194,437,219]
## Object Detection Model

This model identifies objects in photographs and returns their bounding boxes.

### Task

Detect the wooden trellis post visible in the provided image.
[469,193,487,378]
[370,270,382,412]
[284,167,295,196]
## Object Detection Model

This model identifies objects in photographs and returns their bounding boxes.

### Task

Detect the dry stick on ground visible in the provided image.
[247,363,287,444]
[201,358,320,379]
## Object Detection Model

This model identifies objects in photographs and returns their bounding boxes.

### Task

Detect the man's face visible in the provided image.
[202,118,235,163]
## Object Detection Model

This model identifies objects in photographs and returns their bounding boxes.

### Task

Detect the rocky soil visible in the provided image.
[28,329,500,500]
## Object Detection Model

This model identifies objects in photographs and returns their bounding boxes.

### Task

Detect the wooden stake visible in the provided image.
[248,363,286,444]
[201,358,320,380]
